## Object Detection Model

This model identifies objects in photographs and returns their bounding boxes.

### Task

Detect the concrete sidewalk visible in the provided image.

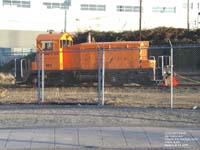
[0,127,199,150]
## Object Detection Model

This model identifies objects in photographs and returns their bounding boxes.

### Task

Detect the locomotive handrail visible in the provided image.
[148,45,200,50]
[150,56,156,81]
[158,56,171,77]
[14,58,17,77]
[20,59,26,78]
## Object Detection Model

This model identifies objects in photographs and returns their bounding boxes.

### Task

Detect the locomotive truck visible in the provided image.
[14,31,168,86]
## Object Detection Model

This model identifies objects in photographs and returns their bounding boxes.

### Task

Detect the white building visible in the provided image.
[0,0,200,32]
[0,0,200,48]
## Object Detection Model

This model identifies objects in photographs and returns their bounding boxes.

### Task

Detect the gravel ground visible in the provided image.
[0,105,199,128]
[0,79,199,129]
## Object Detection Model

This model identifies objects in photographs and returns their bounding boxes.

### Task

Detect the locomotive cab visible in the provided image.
[36,32,73,51]
[32,32,73,71]
[15,32,74,84]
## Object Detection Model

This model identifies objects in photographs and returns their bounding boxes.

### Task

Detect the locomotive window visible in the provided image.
[60,40,72,47]
[42,41,53,50]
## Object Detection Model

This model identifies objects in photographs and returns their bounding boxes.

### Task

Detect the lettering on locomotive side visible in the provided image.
[46,64,53,68]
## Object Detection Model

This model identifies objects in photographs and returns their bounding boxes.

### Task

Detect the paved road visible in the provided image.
[0,127,199,150]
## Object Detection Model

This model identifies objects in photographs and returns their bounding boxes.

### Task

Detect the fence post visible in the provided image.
[169,39,173,109]
[97,48,102,105]
[41,51,45,103]
[37,51,41,103]
[101,48,105,106]
[14,58,17,77]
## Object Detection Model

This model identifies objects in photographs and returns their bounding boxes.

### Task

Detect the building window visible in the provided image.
[43,2,68,9]
[183,2,196,9]
[191,2,193,9]
[3,0,30,8]
[80,4,106,11]
[52,3,60,9]
[182,3,187,8]
[43,2,51,9]
[152,7,176,13]
[21,1,30,8]
[117,5,140,12]
[89,4,96,10]
[61,3,67,9]
[97,5,105,11]
[81,4,88,10]
[2,0,11,5]
[12,0,20,7]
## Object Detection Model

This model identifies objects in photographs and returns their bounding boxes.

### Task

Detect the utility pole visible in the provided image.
[187,0,190,31]
[139,0,142,41]
[64,7,67,32]
[198,12,200,28]
[64,0,71,32]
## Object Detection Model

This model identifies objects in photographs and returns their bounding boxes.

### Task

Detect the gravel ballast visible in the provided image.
[0,105,199,128]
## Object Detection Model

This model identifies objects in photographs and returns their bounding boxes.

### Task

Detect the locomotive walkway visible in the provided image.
[0,127,199,150]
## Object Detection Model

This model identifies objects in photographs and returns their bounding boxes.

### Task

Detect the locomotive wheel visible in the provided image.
[32,77,38,86]
[108,75,123,86]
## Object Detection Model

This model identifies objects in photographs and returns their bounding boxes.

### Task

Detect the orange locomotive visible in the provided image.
[15,32,156,85]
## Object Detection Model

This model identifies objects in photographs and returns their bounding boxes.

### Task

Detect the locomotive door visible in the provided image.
[15,58,29,82]
[20,59,28,78]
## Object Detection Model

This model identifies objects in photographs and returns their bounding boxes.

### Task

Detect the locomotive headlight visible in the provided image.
[140,42,144,47]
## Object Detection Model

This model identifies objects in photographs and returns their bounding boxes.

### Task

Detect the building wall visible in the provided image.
[0,0,200,32]
[0,30,44,48]
[0,48,11,66]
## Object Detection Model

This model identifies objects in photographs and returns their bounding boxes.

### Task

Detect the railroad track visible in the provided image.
[1,82,200,90]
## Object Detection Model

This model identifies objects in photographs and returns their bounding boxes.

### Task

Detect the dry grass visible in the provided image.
[0,73,199,108]
[0,73,15,84]
[0,86,199,109]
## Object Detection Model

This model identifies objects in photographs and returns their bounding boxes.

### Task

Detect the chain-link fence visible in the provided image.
[0,45,199,108]
[37,49,99,105]
[149,45,200,108]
